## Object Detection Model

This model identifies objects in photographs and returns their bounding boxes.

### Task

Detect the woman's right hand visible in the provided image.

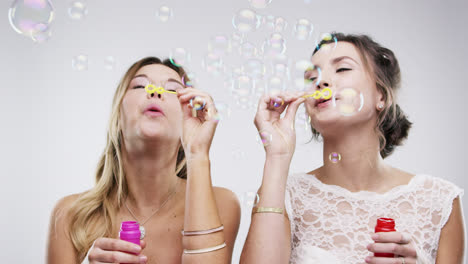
[86,238,147,264]
[254,91,305,160]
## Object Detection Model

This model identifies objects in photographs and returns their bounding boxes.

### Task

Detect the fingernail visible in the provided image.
[371,234,379,240]
[140,255,147,263]
[365,256,371,263]
[366,244,371,250]
[134,245,141,252]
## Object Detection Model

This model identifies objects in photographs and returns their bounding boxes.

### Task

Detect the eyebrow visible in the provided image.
[132,74,185,87]
[312,56,359,70]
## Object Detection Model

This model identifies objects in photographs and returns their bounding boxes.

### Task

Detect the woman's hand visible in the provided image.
[86,238,147,264]
[177,88,219,157]
[253,91,305,160]
[366,232,418,264]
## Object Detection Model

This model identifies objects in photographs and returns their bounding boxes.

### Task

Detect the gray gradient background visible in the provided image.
[1,0,467,263]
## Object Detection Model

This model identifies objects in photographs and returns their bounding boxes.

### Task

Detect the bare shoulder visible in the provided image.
[212,186,241,256]
[389,167,415,185]
[51,192,88,222]
[213,186,241,208]
[212,186,241,225]
[47,191,89,263]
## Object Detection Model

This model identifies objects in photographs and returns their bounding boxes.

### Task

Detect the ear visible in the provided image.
[375,86,391,109]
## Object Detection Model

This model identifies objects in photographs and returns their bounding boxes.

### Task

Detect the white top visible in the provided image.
[284,173,463,264]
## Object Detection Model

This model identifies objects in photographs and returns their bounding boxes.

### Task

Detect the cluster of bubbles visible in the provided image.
[7,0,367,164]
[71,55,117,71]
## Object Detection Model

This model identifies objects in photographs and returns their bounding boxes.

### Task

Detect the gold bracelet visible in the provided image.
[183,242,227,254]
[252,207,284,214]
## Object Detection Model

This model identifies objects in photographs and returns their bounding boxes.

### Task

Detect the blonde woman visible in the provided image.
[47,57,241,264]
[241,33,465,264]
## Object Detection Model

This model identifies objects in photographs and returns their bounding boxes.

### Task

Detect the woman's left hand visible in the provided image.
[177,88,219,157]
[365,232,418,264]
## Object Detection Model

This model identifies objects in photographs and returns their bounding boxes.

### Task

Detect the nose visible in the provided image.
[316,79,331,91]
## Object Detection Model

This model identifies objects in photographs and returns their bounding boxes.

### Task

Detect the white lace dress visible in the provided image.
[284,173,463,264]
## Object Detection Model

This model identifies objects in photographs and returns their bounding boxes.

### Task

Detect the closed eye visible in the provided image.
[133,85,145,89]
[337,68,351,73]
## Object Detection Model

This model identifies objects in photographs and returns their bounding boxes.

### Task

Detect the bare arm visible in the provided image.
[240,156,292,264]
[240,92,305,264]
[178,88,241,264]
[436,197,465,264]
[182,156,241,264]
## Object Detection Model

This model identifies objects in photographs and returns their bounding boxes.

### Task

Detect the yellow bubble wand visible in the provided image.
[144,84,177,97]
[302,87,333,100]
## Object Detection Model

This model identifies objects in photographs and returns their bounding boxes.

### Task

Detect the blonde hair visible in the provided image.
[68,57,189,261]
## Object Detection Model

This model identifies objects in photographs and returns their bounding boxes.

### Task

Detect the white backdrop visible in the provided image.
[1,0,467,263]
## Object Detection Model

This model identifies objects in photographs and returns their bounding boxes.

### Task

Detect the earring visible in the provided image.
[378,103,384,110]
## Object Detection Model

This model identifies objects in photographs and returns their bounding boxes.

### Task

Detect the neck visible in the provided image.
[318,124,390,192]
[122,138,181,213]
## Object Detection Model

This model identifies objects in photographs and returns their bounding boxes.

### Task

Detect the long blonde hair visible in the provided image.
[68,57,189,261]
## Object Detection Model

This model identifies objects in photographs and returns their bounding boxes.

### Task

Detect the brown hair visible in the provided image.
[68,57,188,261]
[311,33,412,158]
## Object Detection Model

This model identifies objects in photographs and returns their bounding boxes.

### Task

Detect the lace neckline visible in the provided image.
[301,173,426,201]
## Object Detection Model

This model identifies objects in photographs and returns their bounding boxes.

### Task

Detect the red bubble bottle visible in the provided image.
[374,218,396,258]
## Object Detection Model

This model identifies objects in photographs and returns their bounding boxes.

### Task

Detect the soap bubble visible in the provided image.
[8,0,55,38]
[156,6,173,22]
[315,32,338,52]
[232,8,260,33]
[169,48,191,67]
[104,56,116,71]
[72,55,88,71]
[30,23,51,43]
[249,0,272,9]
[262,33,286,58]
[208,35,231,56]
[239,41,258,59]
[202,53,224,76]
[257,130,273,146]
[329,152,341,163]
[232,75,253,97]
[266,75,286,95]
[68,1,87,20]
[242,59,266,79]
[334,88,364,116]
[293,18,313,40]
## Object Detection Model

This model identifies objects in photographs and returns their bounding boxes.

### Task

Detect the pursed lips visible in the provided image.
[143,104,164,116]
